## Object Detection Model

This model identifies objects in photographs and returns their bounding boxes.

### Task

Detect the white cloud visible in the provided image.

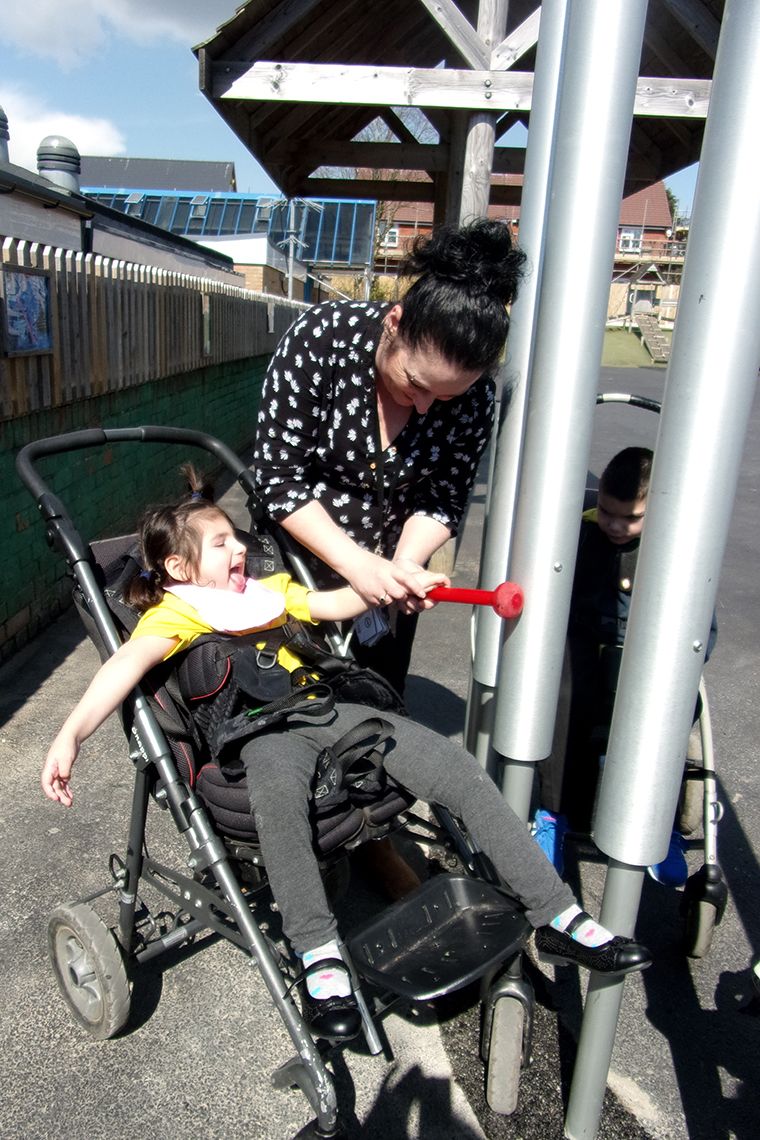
[0,85,126,174]
[5,0,237,68]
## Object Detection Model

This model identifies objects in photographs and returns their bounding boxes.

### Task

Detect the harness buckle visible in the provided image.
[255,648,278,670]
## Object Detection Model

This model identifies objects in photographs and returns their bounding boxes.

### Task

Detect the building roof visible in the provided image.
[194,0,721,204]
[80,156,237,193]
[618,182,673,229]
[0,160,239,279]
[385,178,672,230]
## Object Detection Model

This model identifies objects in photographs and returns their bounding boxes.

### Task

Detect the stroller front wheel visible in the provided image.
[485,996,525,1115]
[48,902,131,1039]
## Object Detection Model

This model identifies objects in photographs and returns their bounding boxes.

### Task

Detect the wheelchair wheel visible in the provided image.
[683,898,718,959]
[48,902,131,1039]
[485,997,524,1115]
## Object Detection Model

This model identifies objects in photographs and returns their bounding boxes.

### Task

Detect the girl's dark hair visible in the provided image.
[599,447,654,502]
[125,464,231,611]
[397,218,527,373]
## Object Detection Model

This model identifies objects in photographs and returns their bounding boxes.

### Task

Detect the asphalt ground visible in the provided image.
[1,365,758,1139]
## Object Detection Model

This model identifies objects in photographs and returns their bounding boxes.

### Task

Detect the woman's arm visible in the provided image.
[41,634,175,806]
[280,502,442,607]
[394,515,453,567]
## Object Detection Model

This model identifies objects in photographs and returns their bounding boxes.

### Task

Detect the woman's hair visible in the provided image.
[125,464,231,611]
[397,218,527,373]
[599,447,654,502]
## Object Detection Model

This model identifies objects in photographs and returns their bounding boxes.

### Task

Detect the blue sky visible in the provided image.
[2,0,697,211]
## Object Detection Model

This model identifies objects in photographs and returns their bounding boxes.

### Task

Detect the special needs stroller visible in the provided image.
[561,393,728,958]
[18,426,535,1136]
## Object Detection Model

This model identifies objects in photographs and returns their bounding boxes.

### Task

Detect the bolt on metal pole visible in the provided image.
[491,0,649,822]
[465,0,570,768]
[567,4,760,1133]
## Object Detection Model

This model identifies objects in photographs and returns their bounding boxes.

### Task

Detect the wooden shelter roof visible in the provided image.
[195,0,722,203]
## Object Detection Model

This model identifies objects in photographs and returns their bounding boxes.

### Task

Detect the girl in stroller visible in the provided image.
[41,471,651,1044]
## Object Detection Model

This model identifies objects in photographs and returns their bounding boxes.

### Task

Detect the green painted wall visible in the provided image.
[2,355,267,660]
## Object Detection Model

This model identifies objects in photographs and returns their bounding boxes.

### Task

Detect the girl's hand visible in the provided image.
[394,567,451,614]
[41,737,77,806]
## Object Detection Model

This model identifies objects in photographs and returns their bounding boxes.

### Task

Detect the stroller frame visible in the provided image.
[572,394,728,955]
[18,425,533,1136]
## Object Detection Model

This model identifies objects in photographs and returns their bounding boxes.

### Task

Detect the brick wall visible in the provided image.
[2,355,267,660]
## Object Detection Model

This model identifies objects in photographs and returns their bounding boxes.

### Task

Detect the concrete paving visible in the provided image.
[1,366,758,1139]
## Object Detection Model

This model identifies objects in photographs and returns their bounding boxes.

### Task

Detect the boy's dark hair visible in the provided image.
[397,217,527,374]
[599,447,654,502]
[125,464,230,611]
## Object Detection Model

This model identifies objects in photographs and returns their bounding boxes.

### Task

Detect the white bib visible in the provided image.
[166,579,286,633]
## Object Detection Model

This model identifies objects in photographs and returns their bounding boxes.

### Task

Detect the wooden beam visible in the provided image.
[214,60,532,109]
[459,0,508,223]
[379,110,420,145]
[415,0,490,69]
[661,0,720,60]
[212,61,712,118]
[635,77,711,118]
[230,0,327,61]
[272,138,525,176]
[268,140,450,169]
[491,7,541,71]
[301,176,522,206]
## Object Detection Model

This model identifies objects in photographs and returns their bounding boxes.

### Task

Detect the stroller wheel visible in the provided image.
[48,902,131,1039]
[682,863,728,959]
[485,997,525,1115]
[683,898,719,959]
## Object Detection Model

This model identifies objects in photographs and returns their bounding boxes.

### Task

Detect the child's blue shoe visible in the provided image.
[532,809,568,876]
[648,830,688,887]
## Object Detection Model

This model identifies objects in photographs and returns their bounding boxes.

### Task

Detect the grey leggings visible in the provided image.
[241,703,574,955]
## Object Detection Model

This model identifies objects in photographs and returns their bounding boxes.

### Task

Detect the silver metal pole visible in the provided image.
[567,2,760,1135]
[287,198,296,300]
[492,0,649,819]
[593,0,760,867]
[465,0,570,764]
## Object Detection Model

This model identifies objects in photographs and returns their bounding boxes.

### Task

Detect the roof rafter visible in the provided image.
[662,0,720,59]
[491,7,541,70]
[415,0,490,69]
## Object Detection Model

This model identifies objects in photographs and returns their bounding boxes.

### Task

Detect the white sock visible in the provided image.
[302,940,351,999]
[550,903,615,948]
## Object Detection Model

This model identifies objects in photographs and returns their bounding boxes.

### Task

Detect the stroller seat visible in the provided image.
[81,533,414,860]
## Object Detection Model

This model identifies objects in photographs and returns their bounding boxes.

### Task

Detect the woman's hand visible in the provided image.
[337,549,446,611]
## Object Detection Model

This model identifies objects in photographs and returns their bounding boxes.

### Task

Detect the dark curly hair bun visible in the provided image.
[403,218,525,305]
[398,218,527,373]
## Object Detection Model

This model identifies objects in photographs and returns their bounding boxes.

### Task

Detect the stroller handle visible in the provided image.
[16,425,254,506]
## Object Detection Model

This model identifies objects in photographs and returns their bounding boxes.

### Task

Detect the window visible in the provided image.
[381,227,399,248]
[124,192,144,217]
[619,228,642,253]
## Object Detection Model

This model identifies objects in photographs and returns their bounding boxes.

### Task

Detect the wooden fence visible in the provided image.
[0,237,306,421]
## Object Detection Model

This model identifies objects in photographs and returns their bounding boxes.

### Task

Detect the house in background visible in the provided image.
[373,174,681,325]
[81,156,376,301]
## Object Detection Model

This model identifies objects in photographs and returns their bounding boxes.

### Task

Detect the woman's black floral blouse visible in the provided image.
[253,300,495,586]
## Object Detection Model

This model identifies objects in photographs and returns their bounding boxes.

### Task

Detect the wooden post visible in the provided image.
[458,0,508,222]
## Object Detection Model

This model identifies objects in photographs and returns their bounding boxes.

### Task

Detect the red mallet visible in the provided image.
[427,582,524,619]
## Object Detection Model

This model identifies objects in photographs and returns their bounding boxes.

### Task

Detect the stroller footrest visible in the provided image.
[347,874,530,1001]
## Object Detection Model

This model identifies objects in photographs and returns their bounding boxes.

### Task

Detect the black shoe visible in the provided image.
[300,958,362,1042]
[534,915,652,976]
